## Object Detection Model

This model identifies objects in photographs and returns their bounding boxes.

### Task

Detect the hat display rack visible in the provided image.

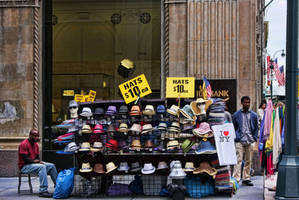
[53,98,234,197]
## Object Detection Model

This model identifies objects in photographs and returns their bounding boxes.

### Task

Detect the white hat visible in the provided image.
[169,162,186,179]
[64,142,79,152]
[80,107,92,117]
[141,163,156,174]
[167,105,180,116]
[117,162,130,172]
[141,124,153,134]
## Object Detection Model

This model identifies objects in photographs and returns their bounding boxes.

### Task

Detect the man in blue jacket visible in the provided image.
[232,96,258,186]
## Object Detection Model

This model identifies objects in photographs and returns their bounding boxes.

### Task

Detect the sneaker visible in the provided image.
[242,180,254,186]
[39,191,52,198]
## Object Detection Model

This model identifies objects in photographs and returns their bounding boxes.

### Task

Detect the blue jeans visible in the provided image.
[21,162,58,193]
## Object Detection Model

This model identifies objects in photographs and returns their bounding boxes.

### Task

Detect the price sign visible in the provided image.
[88,90,96,102]
[62,90,74,96]
[166,77,195,98]
[74,94,84,102]
[119,74,152,104]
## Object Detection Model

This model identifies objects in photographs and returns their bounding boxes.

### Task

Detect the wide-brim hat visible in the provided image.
[179,105,194,120]
[80,162,93,173]
[167,105,180,116]
[157,161,169,170]
[195,140,217,154]
[190,99,213,115]
[181,139,195,153]
[130,162,142,172]
[106,162,118,174]
[81,124,92,134]
[118,123,129,132]
[192,122,214,138]
[141,124,153,134]
[118,162,130,171]
[129,105,142,116]
[130,123,142,133]
[143,105,156,115]
[80,107,93,117]
[193,161,217,176]
[184,162,195,172]
[93,163,105,174]
[141,163,156,174]
[79,142,91,151]
[90,142,103,152]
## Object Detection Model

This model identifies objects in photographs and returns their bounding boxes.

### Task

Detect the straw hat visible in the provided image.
[131,139,142,149]
[141,124,153,134]
[168,122,180,132]
[193,162,217,176]
[167,105,180,116]
[81,124,92,134]
[167,140,179,150]
[93,163,105,174]
[118,123,129,132]
[129,105,142,116]
[79,142,90,151]
[179,105,195,120]
[143,105,156,115]
[157,161,169,170]
[184,162,195,172]
[79,162,93,173]
[181,139,195,153]
[106,162,118,174]
[130,123,142,133]
[144,140,154,148]
[90,142,103,152]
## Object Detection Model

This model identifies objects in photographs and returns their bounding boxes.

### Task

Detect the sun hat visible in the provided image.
[156,105,166,114]
[129,105,142,116]
[93,124,104,134]
[169,162,186,179]
[130,162,142,172]
[105,139,119,151]
[158,122,168,131]
[80,107,93,117]
[129,123,142,133]
[179,105,195,120]
[170,160,181,169]
[94,107,105,115]
[81,124,92,134]
[141,124,153,134]
[141,163,156,174]
[142,105,156,115]
[190,98,213,115]
[192,122,214,138]
[118,162,130,171]
[144,140,154,148]
[193,161,217,176]
[157,161,169,170]
[69,100,78,108]
[167,140,179,150]
[181,139,195,153]
[79,162,93,173]
[105,106,117,116]
[90,141,103,152]
[118,123,129,132]
[195,140,217,154]
[119,105,129,114]
[167,105,180,116]
[131,139,142,149]
[107,124,116,132]
[168,122,181,132]
[79,142,91,151]
[93,163,105,174]
[184,162,195,172]
[106,162,118,174]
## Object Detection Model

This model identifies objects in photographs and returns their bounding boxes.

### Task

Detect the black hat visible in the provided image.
[94,107,104,115]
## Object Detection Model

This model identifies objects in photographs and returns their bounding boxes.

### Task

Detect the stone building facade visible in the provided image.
[0,0,263,176]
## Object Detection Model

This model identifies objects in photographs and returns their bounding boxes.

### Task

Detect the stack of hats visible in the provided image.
[169,160,186,179]
[207,99,225,126]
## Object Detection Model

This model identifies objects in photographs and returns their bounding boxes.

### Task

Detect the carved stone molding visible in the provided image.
[0,0,37,7]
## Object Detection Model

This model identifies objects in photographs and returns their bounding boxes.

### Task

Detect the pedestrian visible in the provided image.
[232,96,259,186]
[258,99,267,124]
[18,129,58,197]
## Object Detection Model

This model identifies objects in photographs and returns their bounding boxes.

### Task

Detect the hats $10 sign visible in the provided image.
[119,74,152,104]
[166,77,195,98]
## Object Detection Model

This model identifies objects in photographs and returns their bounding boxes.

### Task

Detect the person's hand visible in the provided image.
[39,161,44,164]
[33,159,40,163]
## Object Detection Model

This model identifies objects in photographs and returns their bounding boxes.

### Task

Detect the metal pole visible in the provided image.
[276,0,299,198]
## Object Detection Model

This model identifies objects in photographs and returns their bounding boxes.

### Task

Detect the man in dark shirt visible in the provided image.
[232,96,258,186]
[18,129,58,197]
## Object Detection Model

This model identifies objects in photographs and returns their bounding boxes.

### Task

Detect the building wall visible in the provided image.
[0,0,261,176]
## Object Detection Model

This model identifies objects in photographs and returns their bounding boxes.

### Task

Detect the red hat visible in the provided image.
[93,124,104,134]
[105,139,119,151]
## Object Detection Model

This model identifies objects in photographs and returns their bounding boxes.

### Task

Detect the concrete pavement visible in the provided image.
[0,175,272,200]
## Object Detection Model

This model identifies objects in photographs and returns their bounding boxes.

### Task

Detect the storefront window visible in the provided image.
[52,0,161,123]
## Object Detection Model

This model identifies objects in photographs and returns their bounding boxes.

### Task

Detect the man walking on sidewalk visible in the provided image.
[232,96,258,186]
[18,129,58,197]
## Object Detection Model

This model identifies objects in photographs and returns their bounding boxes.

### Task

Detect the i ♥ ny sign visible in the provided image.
[219,130,230,142]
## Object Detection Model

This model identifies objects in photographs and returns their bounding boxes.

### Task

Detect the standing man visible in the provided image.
[232,96,258,186]
[18,129,58,197]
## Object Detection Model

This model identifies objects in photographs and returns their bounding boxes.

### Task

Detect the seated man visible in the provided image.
[18,129,58,198]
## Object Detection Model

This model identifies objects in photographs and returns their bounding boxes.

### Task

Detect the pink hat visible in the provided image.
[192,122,214,138]
[93,124,104,134]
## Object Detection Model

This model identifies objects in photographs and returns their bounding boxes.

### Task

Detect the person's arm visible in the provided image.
[253,113,259,141]
[21,154,37,164]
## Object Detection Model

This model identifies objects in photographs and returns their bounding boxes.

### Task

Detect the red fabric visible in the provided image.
[267,153,274,175]
[18,139,39,170]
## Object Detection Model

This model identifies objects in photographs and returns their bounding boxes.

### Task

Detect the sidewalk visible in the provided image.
[0,175,269,200]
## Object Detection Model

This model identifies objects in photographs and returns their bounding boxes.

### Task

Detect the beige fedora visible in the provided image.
[79,142,90,151]
[184,162,195,172]
[90,142,103,152]
[81,124,92,134]
[143,105,156,115]
[167,105,180,116]
[106,162,118,174]
[79,162,93,173]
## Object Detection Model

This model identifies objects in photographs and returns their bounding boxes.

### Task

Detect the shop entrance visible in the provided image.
[43,0,161,170]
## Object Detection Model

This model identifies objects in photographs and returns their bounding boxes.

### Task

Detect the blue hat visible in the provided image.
[157,105,166,113]
[195,140,217,154]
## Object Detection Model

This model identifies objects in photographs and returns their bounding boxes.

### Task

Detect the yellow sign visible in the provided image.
[119,74,152,104]
[88,90,96,102]
[74,94,84,102]
[63,90,74,96]
[166,77,195,98]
